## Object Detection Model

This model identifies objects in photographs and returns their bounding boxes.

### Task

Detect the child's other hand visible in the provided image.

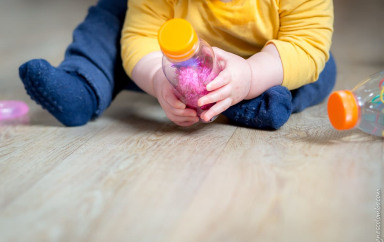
[198,47,252,122]
[153,69,199,126]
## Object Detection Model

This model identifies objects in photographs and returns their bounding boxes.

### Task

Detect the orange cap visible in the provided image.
[327,90,360,130]
[158,19,198,60]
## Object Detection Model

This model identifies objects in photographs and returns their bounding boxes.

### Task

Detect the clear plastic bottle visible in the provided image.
[158,18,221,121]
[327,71,384,137]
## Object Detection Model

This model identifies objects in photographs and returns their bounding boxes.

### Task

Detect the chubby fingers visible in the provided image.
[164,105,199,126]
[198,83,232,108]
[174,119,200,127]
[200,98,232,122]
[171,107,199,125]
[163,95,198,118]
[171,107,198,118]
[164,89,186,109]
[164,94,199,125]
[200,63,232,106]
[206,72,230,92]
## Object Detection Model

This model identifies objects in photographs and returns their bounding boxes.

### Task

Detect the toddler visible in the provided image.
[19,0,336,129]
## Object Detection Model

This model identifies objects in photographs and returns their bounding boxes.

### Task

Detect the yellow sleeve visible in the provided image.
[121,0,174,78]
[267,0,334,90]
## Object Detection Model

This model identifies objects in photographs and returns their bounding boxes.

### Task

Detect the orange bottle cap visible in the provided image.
[158,19,198,60]
[327,90,359,130]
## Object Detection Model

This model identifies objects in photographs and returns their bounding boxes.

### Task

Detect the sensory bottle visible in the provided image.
[158,18,221,121]
[327,71,384,137]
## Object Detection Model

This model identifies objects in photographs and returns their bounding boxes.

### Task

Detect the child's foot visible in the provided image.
[19,59,97,126]
[222,86,292,130]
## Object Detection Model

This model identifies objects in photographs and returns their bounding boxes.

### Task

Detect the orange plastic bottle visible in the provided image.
[158,18,221,121]
[327,71,384,136]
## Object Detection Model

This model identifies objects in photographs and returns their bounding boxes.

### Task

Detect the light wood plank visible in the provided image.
[0,0,383,241]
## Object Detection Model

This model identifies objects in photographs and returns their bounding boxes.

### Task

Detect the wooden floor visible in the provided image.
[1,0,383,241]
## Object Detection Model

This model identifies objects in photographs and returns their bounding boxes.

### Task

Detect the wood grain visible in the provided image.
[0,0,383,241]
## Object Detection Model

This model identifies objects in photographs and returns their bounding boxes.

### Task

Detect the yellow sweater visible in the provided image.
[121,0,334,90]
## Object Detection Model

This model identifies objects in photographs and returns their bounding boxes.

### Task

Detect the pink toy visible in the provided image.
[0,100,29,122]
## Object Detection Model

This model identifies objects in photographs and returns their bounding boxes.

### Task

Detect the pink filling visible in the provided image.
[176,65,217,111]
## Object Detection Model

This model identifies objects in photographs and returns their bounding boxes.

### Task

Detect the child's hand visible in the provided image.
[153,69,199,126]
[198,47,252,122]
